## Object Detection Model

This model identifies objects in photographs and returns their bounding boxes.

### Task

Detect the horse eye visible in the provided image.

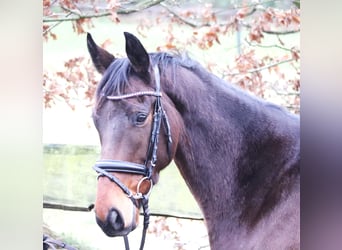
[134,113,148,125]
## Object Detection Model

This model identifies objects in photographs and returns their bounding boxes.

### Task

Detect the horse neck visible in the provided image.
[163,65,300,238]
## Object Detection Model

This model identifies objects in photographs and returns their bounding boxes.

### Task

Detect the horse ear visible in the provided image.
[124,32,150,73]
[87,33,115,74]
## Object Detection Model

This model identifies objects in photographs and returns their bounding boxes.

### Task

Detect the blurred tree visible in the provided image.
[43,0,300,113]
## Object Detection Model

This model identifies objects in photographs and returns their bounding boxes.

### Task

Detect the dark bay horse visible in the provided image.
[87,32,300,249]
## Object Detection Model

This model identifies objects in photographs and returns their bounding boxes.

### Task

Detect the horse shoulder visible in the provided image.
[248,178,300,249]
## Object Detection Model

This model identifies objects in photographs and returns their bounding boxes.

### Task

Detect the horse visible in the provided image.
[86,31,300,250]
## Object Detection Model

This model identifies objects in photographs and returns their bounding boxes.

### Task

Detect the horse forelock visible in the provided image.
[94,58,131,111]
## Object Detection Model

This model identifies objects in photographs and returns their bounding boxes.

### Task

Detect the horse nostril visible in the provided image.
[107,209,124,231]
[95,208,127,237]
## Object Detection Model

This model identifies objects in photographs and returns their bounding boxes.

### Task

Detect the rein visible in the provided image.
[93,64,172,250]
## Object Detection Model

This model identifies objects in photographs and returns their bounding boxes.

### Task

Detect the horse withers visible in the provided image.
[87,32,300,250]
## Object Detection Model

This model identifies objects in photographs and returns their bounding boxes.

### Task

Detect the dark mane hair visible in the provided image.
[95,52,198,109]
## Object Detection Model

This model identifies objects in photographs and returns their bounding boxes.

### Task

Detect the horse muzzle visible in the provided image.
[95,207,137,237]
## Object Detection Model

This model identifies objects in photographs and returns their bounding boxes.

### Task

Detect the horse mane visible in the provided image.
[94,49,295,126]
[94,52,198,110]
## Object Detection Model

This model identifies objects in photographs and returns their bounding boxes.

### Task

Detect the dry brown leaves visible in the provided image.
[43,56,100,110]
[43,2,300,114]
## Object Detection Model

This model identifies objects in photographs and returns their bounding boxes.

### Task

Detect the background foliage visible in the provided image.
[43,0,300,113]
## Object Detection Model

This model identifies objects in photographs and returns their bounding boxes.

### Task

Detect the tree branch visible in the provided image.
[161,2,299,36]
[224,58,295,76]
[43,0,165,23]
[160,2,204,28]
[43,13,72,35]
[239,20,300,35]
[262,28,300,35]
[159,2,257,28]
[44,0,299,39]
[244,38,295,52]
[271,87,300,96]
[120,0,165,13]
[44,11,111,23]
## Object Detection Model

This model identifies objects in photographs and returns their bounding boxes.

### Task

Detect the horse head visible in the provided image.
[87,32,181,237]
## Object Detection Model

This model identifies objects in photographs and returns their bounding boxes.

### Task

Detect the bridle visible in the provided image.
[93,64,172,250]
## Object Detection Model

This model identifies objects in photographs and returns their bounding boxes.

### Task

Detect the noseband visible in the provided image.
[93,64,172,250]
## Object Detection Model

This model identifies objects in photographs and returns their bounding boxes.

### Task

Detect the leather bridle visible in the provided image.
[93,64,172,250]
